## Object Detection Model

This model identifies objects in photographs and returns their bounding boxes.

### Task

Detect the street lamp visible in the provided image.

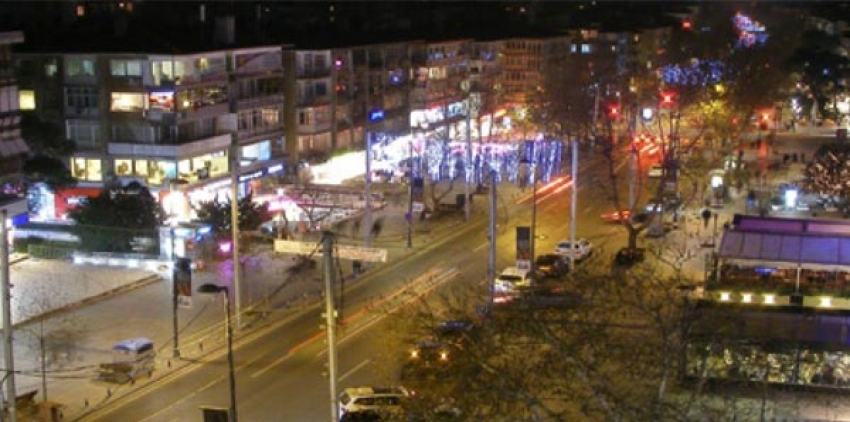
[197,284,238,422]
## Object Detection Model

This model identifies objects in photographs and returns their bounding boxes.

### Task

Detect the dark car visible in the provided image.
[401,340,453,379]
[614,247,646,266]
[535,254,569,278]
[434,320,478,345]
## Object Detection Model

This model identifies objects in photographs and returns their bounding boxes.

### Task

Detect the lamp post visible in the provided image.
[197,284,238,422]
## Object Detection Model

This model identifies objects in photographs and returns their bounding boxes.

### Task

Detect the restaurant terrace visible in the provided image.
[710,214,850,311]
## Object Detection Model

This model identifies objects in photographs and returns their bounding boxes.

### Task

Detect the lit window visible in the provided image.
[66,58,95,77]
[111,92,145,112]
[18,90,35,110]
[580,44,591,54]
[111,60,143,77]
[741,293,753,303]
[76,4,85,17]
[820,297,832,307]
[719,292,731,301]
[763,294,775,305]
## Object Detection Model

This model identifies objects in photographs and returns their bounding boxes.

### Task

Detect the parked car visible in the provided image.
[648,164,663,178]
[555,239,593,261]
[494,266,534,293]
[339,387,411,419]
[433,319,478,345]
[534,254,569,278]
[614,247,646,267]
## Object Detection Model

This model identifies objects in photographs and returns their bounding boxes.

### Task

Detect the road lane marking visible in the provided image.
[138,375,222,421]
[250,349,296,378]
[339,359,371,382]
[250,268,458,376]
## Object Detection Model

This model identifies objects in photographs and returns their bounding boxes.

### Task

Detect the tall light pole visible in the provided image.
[406,141,413,249]
[569,140,578,269]
[487,170,497,311]
[530,160,538,274]
[0,210,15,422]
[320,233,340,421]
[197,284,238,422]
[227,73,243,329]
[464,94,473,221]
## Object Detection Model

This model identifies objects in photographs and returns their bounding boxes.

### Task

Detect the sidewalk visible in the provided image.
[672,139,811,283]
[2,191,473,421]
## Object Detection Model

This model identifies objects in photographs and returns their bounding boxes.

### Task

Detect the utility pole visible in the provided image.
[569,140,578,269]
[629,102,638,210]
[364,131,372,247]
[0,210,16,422]
[530,162,538,275]
[406,141,413,249]
[363,50,372,248]
[171,228,180,359]
[487,170,497,311]
[321,233,339,422]
[228,72,243,329]
[464,96,472,221]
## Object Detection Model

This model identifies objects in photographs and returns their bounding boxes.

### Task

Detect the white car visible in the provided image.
[647,164,663,178]
[339,386,410,419]
[555,239,593,261]
[494,266,534,293]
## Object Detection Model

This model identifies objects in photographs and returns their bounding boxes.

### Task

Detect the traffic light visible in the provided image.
[659,91,677,108]
[605,103,620,119]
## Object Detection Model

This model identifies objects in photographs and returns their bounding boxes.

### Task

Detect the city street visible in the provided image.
[1,123,842,421]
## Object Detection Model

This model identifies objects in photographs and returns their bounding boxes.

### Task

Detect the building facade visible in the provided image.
[0,31,29,185]
[15,45,286,220]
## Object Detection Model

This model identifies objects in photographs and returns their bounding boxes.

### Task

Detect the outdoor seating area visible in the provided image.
[710,265,850,297]
[707,215,850,309]
[686,341,850,388]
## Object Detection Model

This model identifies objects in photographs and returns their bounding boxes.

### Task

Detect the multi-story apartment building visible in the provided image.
[468,40,505,142]
[0,31,29,188]
[284,41,412,162]
[500,36,571,107]
[15,30,287,220]
[409,39,473,143]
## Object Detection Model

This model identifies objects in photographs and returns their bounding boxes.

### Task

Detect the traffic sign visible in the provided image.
[274,240,387,263]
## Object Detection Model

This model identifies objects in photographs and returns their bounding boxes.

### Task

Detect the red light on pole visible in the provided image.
[660,91,677,108]
[606,103,620,119]
[681,20,692,30]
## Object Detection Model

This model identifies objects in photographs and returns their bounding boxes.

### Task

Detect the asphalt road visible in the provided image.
[81,133,804,421]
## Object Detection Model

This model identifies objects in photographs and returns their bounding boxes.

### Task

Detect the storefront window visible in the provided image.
[134,159,148,177]
[71,157,103,182]
[242,141,271,162]
[115,159,133,176]
[178,159,192,179]
[147,161,175,186]
[111,92,146,112]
